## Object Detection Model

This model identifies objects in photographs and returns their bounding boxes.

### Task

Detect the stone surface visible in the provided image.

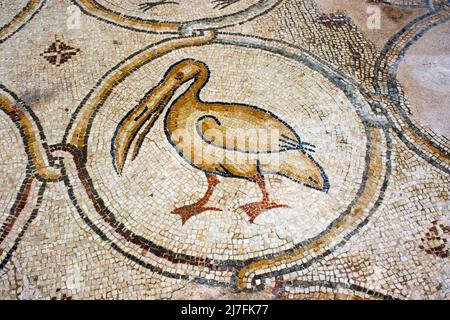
[0,0,449,300]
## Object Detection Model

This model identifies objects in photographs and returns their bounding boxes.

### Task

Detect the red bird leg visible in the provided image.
[240,174,289,223]
[171,174,222,225]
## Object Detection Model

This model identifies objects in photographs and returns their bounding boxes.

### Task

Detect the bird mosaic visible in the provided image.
[112,59,329,224]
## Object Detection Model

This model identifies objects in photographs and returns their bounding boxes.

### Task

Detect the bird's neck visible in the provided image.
[183,66,209,100]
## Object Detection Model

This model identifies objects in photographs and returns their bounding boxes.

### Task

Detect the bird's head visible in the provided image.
[111,59,209,175]
[162,58,208,85]
[295,152,330,193]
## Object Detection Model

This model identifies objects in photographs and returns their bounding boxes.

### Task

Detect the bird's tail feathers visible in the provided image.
[261,149,329,192]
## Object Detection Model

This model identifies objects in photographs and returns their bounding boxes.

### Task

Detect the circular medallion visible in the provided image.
[62,35,389,287]
[72,0,281,33]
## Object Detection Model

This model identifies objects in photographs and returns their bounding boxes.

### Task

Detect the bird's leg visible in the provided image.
[239,174,289,223]
[171,174,222,225]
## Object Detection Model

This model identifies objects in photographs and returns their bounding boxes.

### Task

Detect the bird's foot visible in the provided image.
[138,1,179,13]
[211,0,241,10]
[239,201,289,223]
[171,204,222,225]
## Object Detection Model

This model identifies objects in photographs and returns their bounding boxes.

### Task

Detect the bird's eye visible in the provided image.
[174,72,184,80]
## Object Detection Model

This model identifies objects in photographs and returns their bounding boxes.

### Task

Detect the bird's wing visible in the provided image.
[195,104,303,154]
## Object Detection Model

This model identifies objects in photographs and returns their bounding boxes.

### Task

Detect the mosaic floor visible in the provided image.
[0,0,449,300]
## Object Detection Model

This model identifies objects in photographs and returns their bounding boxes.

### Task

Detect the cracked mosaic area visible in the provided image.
[0,0,449,300]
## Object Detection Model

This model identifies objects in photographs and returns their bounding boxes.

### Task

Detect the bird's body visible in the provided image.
[112,59,329,224]
[165,94,323,184]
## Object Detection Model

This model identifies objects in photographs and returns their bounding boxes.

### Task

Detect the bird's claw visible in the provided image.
[211,0,241,10]
[239,202,289,223]
[138,1,179,13]
[138,2,155,12]
[171,204,222,225]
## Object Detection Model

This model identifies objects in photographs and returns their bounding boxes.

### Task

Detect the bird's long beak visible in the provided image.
[111,82,174,175]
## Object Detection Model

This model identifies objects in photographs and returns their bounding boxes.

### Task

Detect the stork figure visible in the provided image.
[112,59,329,224]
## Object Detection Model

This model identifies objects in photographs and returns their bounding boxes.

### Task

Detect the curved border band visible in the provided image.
[0,85,52,271]
[0,0,46,44]
[373,2,450,174]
